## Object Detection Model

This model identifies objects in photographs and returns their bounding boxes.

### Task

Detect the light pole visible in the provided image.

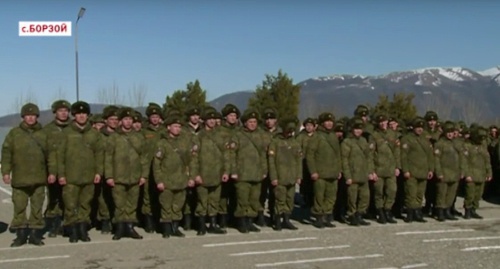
[75,7,86,101]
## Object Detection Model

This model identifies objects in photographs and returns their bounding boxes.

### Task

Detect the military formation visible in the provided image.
[1,100,498,247]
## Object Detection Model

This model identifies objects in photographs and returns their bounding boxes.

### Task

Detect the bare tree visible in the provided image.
[46,87,68,109]
[458,98,486,125]
[96,81,125,105]
[11,90,38,114]
[128,83,148,108]
[420,93,453,120]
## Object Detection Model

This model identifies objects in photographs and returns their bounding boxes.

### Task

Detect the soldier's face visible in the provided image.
[106,116,119,129]
[205,118,216,129]
[446,132,455,140]
[23,115,37,126]
[93,122,105,131]
[378,120,388,130]
[190,115,200,124]
[490,129,498,138]
[389,121,398,131]
[322,120,334,130]
[361,116,368,122]
[353,128,363,137]
[74,113,88,125]
[215,119,222,126]
[121,117,133,130]
[168,123,182,136]
[428,120,437,128]
[245,118,258,131]
[55,108,69,122]
[305,123,315,133]
[414,127,424,135]
[265,118,277,129]
[133,122,142,131]
[226,113,238,125]
[149,114,161,126]
[336,132,344,139]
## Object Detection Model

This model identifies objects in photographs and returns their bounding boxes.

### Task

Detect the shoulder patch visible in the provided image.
[155,149,163,159]
[434,149,440,155]
[192,144,198,152]
[268,150,275,156]
[464,150,469,156]
[369,143,375,149]
[402,143,408,149]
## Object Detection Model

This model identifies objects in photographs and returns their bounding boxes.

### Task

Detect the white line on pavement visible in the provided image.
[423,236,500,243]
[369,267,398,269]
[462,246,500,252]
[254,254,383,267]
[0,255,70,264]
[203,237,317,247]
[402,263,428,269]
[0,186,12,196]
[396,229,474,235]
[229,245,350,256]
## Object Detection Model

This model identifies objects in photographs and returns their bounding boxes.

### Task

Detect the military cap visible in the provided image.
[279,117,298,132]
[145,102,162,117]
[240,109,260,123]
[164,115,183,126]
[489,125,498,130]
[185,106,201,116]
[303,117,315,127]
[318,112,335,124]
[334,120,345,132]
[442,121,456,133]
[51,100,71,113]
[118,107,135,120]
[133,111,143,123]
[373,113,388,123]
[354,105,369,117]
[388,116,398,123]
[350,117,365,129]
[461,127,470,135]
[221,104,241,117]
[412,117,426,128]
[71,101,91,115]
[471,127,488,140]
[424,111,438,121]
[90,113,105,124]
[164,108,181,119]
[263,108,278,120]
[21,103,40,117]
[214,111,222,120]
[458,121,466,129]
[102,105,119,119]
[201,107,218,121]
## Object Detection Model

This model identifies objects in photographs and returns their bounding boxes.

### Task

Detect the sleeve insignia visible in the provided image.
[464,151,469,156]
[369,143,375,149]
[402,143,408,149]
[155,149,163,158]
[192,144,199,152]
[434,149,440,155]
[268,150,275,156]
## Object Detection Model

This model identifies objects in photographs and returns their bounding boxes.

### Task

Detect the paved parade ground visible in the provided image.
[1,182,500,269]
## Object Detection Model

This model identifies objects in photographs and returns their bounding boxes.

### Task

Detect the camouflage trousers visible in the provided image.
[234,181,261,218]
[96,181,114,221]
[404,177,427,209]
[195,185,221,217]
[11,185,45,229]
[159,189,185,222]
[63,184,94,226]
[311,178,337,216]
[44,182,63,218]
[274,184,295,215]
[373,176,397,210]
[112,183,139,223]
[436,180,458,209]
[464,181,485,209]
[347,182,370,217]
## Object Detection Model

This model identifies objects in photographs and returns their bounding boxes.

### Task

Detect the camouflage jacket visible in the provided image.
[268,133,303,185]
[464,141,492,182]
[369,128,400,178]
[305,127,342,179]
[341,135,374,183]
[434,137,465,182]
[195,128,231,187]
[400,132,434,179]
[231,128,268,182]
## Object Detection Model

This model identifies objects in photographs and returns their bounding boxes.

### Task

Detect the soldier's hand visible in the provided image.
[395,169,400,177]
[157,183,165,191]
[487,176,492,182]
[2,174,11,184]
[47,174,56,184]
[139,177,146,186]
[231,174,238,180]
[338,173,342,180]
[94,174,101,184]
[404,172,411,179]
[222,174,229,182]
[311,173,319,181]
[188,179,195,188]
[296,178,302,185]
[346,179,353,185]
[427,171,434,180]
[262,174,267,179]
[271,180,278,186]
[106,178,115,187]
[58,177,67,185]
[195,176,203,185]
[465,176,472,183]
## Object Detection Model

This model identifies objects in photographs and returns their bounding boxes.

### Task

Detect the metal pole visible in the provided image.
[75,20,79,101]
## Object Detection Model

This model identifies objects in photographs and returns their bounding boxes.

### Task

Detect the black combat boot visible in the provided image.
[47,216,61,238]
[282,214,298,230]
[385,210,397,224]
[219,214,228,229]
[28,229,44,246]
[357,213,371,226]
[463,208,472,219]
[451,207,463,217]
[237,217,249,234]
[256,211,266,227]
[348,214,359,226]
[11,228,29,247]
[404,209,414,223]
[171,221,185,237]
[161,223,171,238]
[197,216,207,236]
[101,219,112,234]
[247,217,261,232]
[313,215,324,229]
[207,216,225,234]
[414,209,427,223]
[470,208,483,219]
[125,223,143,239]
[377,209,387,224]
[113,223,125,240]
[183,214,192,231]
[445,208,458,221]
[69,224,79,243]
[436,208,445,222]
[78,222,91,242]
[143,215,155,234]
[273,215,282,231]
[324,214,335,228]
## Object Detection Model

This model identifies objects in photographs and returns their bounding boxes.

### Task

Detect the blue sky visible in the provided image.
[0,0,499,116]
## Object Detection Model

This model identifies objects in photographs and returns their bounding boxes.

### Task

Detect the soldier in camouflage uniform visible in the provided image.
[341,117,374,226]
[296,118,316,210]
[57,102,103,243]
[268,117,302,231]
[231,109,268,233]
[105,107,150,240]
[369,114,400,224]
[193,108,229,235]
[90,113,105,131]
[354,105,374,138]
[2,103,50,247]
[132,111,143,132]
[423,111,441,217]
[141,103,164,233]
[463,128,492,219]
[486,125,499,198]
[153,115,199,238]
[43,100,71,237]
[305,112,342,228]
[401,117,434,223]
[333,120,348,223]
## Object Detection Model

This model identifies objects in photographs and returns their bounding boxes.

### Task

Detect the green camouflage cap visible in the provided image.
[21,103,40,117]
[51,100,71,113]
